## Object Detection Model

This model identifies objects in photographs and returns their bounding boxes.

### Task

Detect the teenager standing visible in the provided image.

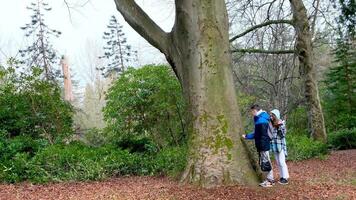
[243,105,274,187]
[270,109,290,185]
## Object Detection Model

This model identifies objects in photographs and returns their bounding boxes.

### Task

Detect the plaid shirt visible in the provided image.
[270,122,287,156]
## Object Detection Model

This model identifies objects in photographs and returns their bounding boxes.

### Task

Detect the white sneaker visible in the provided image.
[259,180,274,187]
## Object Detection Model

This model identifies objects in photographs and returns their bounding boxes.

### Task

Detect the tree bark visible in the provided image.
[114,0,259,187]
[289,0,327,142]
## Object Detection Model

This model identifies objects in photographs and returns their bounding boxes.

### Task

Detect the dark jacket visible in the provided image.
[245,111,271,152]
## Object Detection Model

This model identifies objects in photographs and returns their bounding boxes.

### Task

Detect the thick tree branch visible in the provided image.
[229,19,293,42]
[114,0,170,54]
[231,48,295,54]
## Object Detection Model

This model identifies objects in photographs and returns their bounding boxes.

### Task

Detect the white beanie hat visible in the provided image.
[270,109,281,120]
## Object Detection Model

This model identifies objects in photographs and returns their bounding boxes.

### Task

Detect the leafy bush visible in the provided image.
[0,141,187,183]
[114,136,158,153]
[0,66,74,143]
[83,128,107,147]
[0,135,48,183]
[328,128,356,150]
[0,152,32,183]
[1,136,47,159]
[29,142,123,182]
[104,65,187,148]
[287,134,328,161]
[286,107,308,136]
[151,146,187,177]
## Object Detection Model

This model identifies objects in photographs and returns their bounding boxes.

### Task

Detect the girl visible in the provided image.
[270,109,289,185]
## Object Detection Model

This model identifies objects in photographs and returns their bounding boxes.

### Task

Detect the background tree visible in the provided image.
[228,0,329,142]
[113,0,260,187]
[228,0,300,116]
[323,0,356,131]
[19,1,62,80]
[289,0,327,142]
[98,15,137,78]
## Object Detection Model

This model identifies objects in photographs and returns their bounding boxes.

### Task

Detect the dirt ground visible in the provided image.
[0,150,355,200]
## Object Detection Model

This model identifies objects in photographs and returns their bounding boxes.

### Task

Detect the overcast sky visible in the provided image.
[0,0,175,86]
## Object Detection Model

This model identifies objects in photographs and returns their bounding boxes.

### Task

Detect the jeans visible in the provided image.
[261,150,290,181]
[274,150,289,179]
[259,151,274,181]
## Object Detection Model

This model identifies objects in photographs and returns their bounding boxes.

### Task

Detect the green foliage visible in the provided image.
[114,136,158,153]
[287,134,328,161]
[0,135,48,183]
[286,107,309,135]
[323,37,356,131]
[236,92,257,130]
[333,0,356,37]
[83,128,107,147]
[328,128,356,150]
[323,0,356,132]
[104,65,186,148]
[0,140,187,183]
[0,66,74,143]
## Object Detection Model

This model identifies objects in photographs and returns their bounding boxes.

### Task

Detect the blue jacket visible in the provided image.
[245,111,271,152]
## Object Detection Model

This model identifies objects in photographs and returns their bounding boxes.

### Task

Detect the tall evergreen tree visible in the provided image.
[324,0,356,130]
[19,1,61,80]
[98,15,137,77]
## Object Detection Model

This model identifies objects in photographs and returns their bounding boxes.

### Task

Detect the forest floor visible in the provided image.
[0,150,355,200]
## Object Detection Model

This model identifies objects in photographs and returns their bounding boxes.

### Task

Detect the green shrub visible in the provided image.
[328,128,356,150]
[287,134,328,161]
[0,142,187,183]
[0,135,50,183]
[0,152,32,183]
[83,128,107,147]
[2,136,47,159]
[286,107,308,135]
[0,66,74,143]
[104,65,187,149]
[29,142,115,182]
[152,146,187,177]
[114,136,158,153]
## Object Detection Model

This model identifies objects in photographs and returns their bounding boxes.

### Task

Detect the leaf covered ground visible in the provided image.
[0,150,355,200]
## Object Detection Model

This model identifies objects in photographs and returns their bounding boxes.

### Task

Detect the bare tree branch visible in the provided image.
[114,0,170,54]
[229,19,293,42]
[63,0,73,23]
[231,48,295,54]
[311,0,321,38]
[63,0,92,23]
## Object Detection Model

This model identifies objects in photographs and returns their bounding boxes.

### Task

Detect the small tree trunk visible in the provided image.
[60,56,74,102]
[290,0,327,142]
[167,0,259,187]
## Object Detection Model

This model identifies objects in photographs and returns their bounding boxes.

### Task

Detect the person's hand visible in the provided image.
[242,134,246,139]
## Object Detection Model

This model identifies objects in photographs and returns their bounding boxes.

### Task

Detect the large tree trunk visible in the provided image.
[170,1,259,187]
[290,0,327,142]
[114,0,259,187]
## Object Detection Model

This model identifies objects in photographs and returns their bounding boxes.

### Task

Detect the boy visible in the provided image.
[242,104,274,187]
